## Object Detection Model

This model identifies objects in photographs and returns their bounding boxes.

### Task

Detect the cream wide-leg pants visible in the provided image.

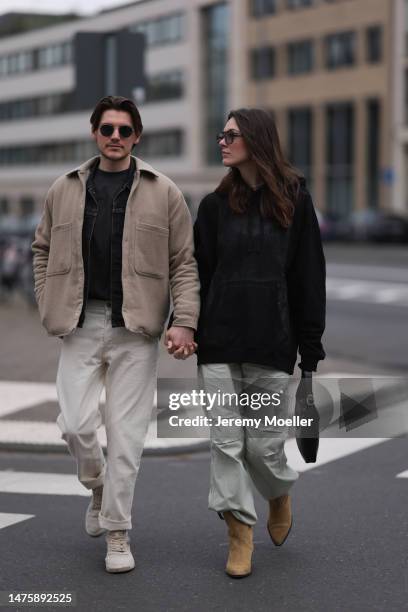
[56,300,158,531]
[198,363,299,526]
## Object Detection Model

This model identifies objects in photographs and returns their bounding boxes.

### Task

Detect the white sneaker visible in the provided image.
[105,530,135,573]
[85,485,106,537]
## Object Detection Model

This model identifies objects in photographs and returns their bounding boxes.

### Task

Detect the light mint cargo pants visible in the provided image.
[198,363,298,526]
[56,300,158,531]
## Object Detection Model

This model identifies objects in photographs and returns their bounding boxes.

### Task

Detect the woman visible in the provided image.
[193,108,326,578]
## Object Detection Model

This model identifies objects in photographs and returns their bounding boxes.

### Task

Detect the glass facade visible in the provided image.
[0,42,73,79]
[250,46,275,80]
[0,198,9,216]
[249,0,277,17]
[325,32,356,69]
[0,130,183,166]
[366,99,380,209]
[366,26,383,64]
[287,107,313,189]
[287,0,313,8]
[326,102,354,217]
[130,13,184,46]
[145,70,184,103]
[20,197,35,217]
[287,40,314,75]
[0,92,73,122]
[137,130,183,157]
[0,141,98,166]
[202,3,229,165]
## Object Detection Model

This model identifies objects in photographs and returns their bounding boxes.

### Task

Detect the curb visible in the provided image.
[0,439,210,456]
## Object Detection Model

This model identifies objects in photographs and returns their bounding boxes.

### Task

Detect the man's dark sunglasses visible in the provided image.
[216,130,243,145]
[99,123,134,139]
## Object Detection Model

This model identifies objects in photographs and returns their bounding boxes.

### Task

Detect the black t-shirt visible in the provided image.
[88,167,129,301]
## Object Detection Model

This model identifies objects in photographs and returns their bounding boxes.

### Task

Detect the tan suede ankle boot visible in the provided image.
[267,494,292,546]
[223,511,253,578]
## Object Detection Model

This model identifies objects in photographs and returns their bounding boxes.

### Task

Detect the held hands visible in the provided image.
[165,326,197,360]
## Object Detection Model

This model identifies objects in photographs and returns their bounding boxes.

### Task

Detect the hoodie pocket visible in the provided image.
[133,222,169,279]
[202,279,290,349]
[46,222,72,276]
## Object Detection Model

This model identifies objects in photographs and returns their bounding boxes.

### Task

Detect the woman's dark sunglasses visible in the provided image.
[99,123,134,139]
[216,130,243,145]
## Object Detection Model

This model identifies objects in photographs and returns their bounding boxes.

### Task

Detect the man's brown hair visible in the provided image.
[90,95,143,135]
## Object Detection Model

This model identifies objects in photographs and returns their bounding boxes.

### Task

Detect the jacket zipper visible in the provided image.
[110,182,129,324]
[83,187,99,318]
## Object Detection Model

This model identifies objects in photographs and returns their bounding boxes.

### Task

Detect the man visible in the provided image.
[32,96,199,573]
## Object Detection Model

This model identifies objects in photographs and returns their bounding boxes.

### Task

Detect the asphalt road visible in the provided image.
[0,438,407,612]
[0,244,407,612]
[1,244,408,381]
[324,246,408,371]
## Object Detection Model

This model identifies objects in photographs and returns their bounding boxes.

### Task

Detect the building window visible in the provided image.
[249,0,277,17]
[0,141,98,166]
[405,68,408,124]
[0,198,9,216]
[37,41,73,69]
[405,0,408,56]
[20,197,35,217]
[366,99,380,209]
[366,26,382,64]
[202,3,230,165]
[287,0,313,8]
[0,41,72,79]
[137,130,183,157]
[326,102,354,217]
[287,40,314,75]
[130,13,184,47]
[250,46,275,80]
[288,107,313,189]
[145,70,184,103]
[325,31,356,69]
[0,92,73,122]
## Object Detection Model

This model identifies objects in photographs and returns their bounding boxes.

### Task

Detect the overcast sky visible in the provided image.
[0,0,136,17]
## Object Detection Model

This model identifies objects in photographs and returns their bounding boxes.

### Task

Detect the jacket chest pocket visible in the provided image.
[46,222,72,276]
[133,222,169,279]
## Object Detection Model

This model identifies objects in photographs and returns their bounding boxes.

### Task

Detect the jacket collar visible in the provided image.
[66,155,159,178]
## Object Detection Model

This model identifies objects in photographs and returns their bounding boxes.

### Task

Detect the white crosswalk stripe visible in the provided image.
[0,470,89,497]
[326,277,408,307]
[0,438,403,531]
[285,437,389,473]
[0,512,35,530]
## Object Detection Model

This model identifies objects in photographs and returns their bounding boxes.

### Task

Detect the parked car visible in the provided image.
[321,209,408,243]
[314,209,340,241]
[346,210,408,243]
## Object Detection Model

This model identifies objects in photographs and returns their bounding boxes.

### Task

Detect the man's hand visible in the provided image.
[165,326,197,360]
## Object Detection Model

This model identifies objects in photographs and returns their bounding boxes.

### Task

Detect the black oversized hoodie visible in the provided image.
[193,183,326,374]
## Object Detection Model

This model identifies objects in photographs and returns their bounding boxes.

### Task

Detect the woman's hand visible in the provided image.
[165,326,197,360]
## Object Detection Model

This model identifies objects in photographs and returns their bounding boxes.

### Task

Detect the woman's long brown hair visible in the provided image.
[215,108,302,228]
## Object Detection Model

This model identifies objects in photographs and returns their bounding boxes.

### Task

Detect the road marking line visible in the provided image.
[331,285,370,299]
[0,381,158,418]
[0,512,35,530]
[396,470,408,478]
[372,288,408,303]
[0,381,57,418]
[326,277,408,307]
[0,419,203,451]
[285,437,390,473]
[0,471,90,497]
